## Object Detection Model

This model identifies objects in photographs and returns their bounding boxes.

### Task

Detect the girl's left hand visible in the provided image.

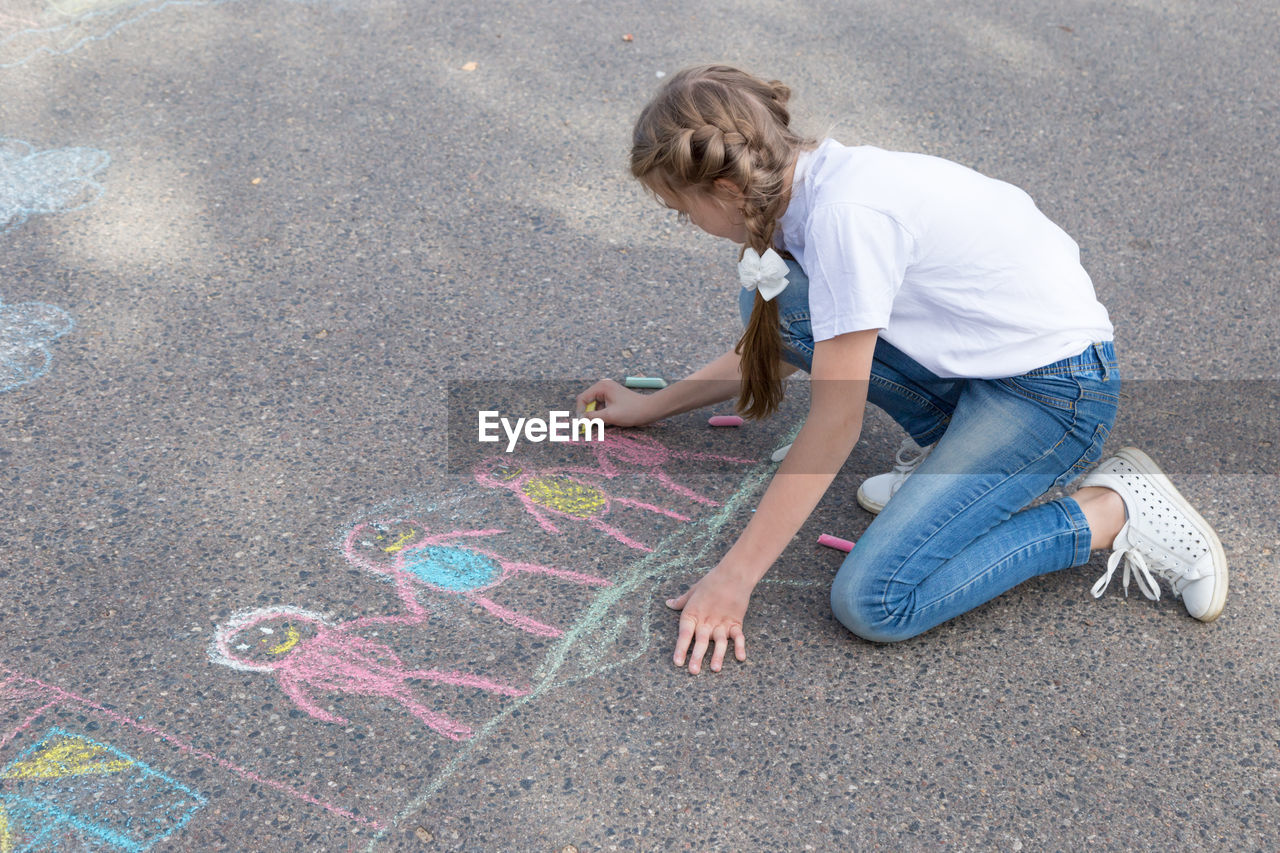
[574,378,660,427]
[666,565,752,674]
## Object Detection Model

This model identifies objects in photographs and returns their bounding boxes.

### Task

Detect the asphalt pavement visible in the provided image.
[1,0,1277,850]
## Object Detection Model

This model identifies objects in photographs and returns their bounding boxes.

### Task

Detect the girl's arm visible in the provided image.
[668,329,878,674]
[576,349,797,427]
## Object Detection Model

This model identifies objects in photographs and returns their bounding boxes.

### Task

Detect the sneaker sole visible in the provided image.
[1112,446,1229,622]
[855,484,886,515]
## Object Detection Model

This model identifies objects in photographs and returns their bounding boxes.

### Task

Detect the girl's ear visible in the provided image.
[712,178,746,205]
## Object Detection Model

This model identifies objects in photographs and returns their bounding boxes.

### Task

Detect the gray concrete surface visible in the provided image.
[1,0,1277,850]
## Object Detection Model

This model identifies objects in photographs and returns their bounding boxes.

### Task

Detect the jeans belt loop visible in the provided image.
[1092,341,1112,382]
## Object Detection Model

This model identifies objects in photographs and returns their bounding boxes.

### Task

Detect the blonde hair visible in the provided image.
[630,65,814,420]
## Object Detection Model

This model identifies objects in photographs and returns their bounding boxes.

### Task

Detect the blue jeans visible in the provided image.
[740,260,1120,642]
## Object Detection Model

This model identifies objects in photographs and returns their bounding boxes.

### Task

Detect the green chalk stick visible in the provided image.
[624,376,668,389]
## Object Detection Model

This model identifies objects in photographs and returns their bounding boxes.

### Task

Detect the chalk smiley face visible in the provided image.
[211,607,326,672]
[481,461,522,484]
[349,519,429,568]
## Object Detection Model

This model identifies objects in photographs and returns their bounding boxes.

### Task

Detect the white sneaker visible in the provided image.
[856,438,935,515]
[1082,447,1228,622]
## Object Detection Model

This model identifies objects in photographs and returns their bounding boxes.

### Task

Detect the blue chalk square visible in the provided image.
[0,727,206,852]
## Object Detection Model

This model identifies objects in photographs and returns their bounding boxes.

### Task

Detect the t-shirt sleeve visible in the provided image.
[803,204,915,342]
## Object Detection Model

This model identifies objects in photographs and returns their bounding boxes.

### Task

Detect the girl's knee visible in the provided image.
[829,561,913,644]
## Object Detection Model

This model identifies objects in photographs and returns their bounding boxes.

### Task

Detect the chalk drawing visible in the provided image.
[0,0,227,69]
[366,424,806,850]
[0,9,39,29]
[0,295,74,394]
[0,139,109,234]
[0,726,205,852]
[3,733,132,778]
[343,519,610,637]
[474,457,692,551]
[573,431,754,505]
[0,670,386,831]
[1,428,793,848]
[0,681,60,755]
[0,0,339,70]
[208,605,528,740]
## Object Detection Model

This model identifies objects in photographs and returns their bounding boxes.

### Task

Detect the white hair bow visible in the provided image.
[738,247,790,302]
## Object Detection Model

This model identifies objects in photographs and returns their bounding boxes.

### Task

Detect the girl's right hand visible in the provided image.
[575,379,660,428]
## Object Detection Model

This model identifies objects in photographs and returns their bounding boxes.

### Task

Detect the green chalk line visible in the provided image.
[368,423,802,849]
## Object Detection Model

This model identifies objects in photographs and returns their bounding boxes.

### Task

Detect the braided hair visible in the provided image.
[630,65,814,419]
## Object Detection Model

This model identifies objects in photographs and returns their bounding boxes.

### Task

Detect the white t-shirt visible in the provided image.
[777,139,1114,379]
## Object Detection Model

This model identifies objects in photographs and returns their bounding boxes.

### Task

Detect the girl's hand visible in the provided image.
[575,379,659,428]
[666,565,752,674]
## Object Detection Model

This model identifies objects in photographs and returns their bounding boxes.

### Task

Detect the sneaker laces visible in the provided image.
[1090,519,1207,602]
[892,438,931,476]
[1090,534,1163,602]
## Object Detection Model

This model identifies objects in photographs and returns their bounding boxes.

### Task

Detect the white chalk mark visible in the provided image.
[0,138,109,233]
[0,0,227,70]
[0,294,74,393]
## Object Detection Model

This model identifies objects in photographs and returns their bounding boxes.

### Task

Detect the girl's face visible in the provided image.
[654,182,748,244]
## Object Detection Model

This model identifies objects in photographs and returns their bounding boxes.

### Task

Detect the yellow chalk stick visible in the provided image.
[577,399,599,436]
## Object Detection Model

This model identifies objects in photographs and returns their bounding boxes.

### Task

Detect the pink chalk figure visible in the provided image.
[342,518,608,637]
[473,458,692,552]
[571,431,753,506]
[208,605,526,741]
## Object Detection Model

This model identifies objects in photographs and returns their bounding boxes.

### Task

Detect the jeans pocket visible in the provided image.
[997,374,1078,412]
[779,313,814,363]
[1055,421,1112,488]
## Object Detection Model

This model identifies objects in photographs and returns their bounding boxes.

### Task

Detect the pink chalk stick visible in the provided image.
[817,533,855,552]
[708,415,744,427]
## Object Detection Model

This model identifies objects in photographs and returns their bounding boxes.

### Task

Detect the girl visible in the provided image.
[576,65,1227,675]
